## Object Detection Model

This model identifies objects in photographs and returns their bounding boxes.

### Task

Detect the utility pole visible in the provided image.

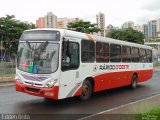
[0,33,3,62]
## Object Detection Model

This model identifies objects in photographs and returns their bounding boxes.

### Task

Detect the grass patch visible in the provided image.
[146,107,160,114]
[156,63,160,67]
[154,62,160,67]
[136,107,160,120]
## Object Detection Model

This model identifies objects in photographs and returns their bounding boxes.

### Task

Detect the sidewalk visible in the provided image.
[0,76,15,86]
[154,67,160,71]
[0,82,15,86]
[82,94,160,120]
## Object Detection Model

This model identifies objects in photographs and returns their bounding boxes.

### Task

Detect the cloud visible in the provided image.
[142,0,160,11]
[135,11,160,25]
[82,16,96,23]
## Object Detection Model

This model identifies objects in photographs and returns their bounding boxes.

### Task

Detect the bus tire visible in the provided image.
[80,80,92,101]
[131,74,138,89]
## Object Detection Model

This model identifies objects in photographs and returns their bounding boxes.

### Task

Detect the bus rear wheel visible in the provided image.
[131,74,138,89]
[80,80,92,101]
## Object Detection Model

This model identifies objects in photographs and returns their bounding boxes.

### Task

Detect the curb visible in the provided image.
[0,82,15,87]
[0,80,14,83]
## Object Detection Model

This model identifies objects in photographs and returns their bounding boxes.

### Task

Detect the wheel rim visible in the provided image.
[82,84,89,96]
[132,76,137,88]
[133,80,136,87]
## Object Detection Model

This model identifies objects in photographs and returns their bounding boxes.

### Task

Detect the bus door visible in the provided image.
[59,39,80,99]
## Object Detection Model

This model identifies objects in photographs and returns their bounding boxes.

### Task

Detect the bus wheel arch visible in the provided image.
[131,73,138,89]
[80,77,94,100]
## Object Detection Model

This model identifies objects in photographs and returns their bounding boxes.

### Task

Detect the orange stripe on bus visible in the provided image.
[85,33,94,41]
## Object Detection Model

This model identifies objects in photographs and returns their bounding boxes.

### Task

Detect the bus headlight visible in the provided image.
[45,79,58,88]
[15,76,23,84]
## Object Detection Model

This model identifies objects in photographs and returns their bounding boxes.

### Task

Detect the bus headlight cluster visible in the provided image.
[15,76,23,84]
[45,79,58,88]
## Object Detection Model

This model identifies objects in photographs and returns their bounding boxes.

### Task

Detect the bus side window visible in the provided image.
[139,49,146,62]
[131,47,139,62]
[81,40,95,63]
[96,42,109,63]
[110,44,121,62]
[122,46,131,62]
[146,49,152,63]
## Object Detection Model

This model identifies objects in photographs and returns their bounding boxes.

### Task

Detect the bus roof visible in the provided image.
[24,28,152,50]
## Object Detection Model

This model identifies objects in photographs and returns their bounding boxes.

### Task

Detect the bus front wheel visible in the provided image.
[131,74,138,89]
[80,80,92,100]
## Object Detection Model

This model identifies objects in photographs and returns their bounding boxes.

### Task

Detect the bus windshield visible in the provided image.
[17,42,59,74]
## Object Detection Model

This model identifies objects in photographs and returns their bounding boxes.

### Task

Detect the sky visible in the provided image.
[1,0,160,27]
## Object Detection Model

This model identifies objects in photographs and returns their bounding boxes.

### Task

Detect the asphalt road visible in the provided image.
[0,71,160,120]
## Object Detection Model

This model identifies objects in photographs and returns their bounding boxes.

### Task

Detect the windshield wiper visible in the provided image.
[40,41,48,50]
[26,41,32,51]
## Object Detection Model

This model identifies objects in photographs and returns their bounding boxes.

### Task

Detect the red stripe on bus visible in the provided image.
[73,87,82,96]
[93,69,152,92]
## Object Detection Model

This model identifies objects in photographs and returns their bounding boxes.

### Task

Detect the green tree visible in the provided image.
[67,20,101,34]
[0,15,35,58]
[107,28,145,44]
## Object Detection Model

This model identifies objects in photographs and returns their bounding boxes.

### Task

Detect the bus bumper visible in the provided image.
[15,81,59,100]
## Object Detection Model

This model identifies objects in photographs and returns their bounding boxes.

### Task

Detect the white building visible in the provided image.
[157,19,160,38]
[134,24,142,32]
[122,21,134,29]
[142,24,149,41]
[96,12,105,37]
[45,12,57,28]
[148,20,157,39]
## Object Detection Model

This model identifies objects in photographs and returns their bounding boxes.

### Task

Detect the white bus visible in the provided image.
[15,28,153,100]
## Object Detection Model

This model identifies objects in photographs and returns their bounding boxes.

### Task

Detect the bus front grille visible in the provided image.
[25,87,40,93]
